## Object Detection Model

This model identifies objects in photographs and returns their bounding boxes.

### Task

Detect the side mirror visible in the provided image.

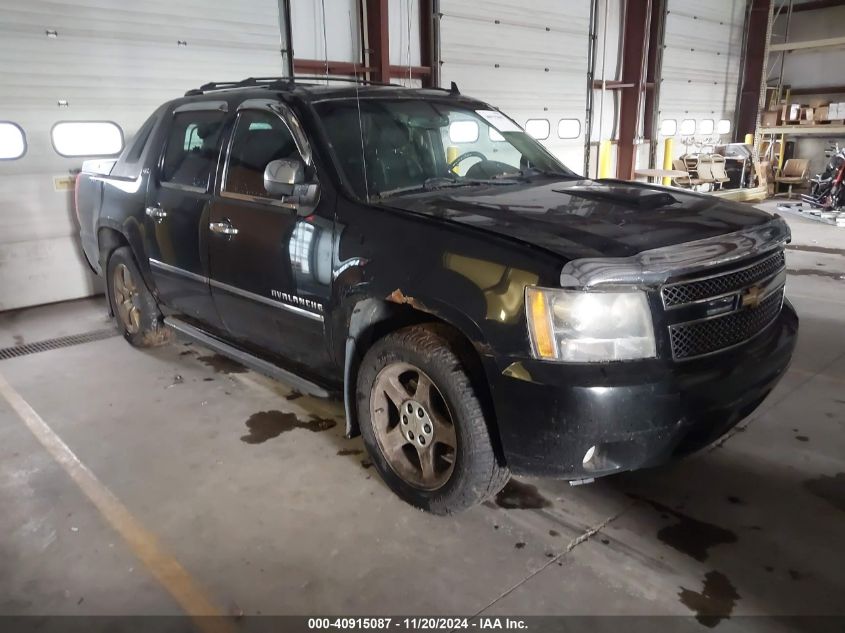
[264,158,305,197]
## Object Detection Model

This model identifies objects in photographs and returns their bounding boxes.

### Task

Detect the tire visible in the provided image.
[356,324,509,514]
[106,246,171,348]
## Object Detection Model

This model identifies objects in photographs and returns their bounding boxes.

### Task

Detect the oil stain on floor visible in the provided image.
[631,496,737,561]
[679,570,740,628]
[493,479,552,510]
[803,472,845,513]
[198,354,248,374]
[240,410,337,444]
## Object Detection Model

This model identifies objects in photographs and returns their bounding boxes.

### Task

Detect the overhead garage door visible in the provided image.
[0,0,285,311]
[438,0,591,173]
[657,0,746,163]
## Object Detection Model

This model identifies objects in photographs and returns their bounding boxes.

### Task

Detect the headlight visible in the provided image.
[525,286,656,362]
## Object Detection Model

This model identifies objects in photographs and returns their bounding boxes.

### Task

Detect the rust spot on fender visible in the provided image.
[386,288,427,311]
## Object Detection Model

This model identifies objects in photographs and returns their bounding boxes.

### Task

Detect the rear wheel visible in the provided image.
[357,324,509,514]
[106,247,171,348]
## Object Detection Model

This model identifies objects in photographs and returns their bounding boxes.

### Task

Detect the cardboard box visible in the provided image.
[782,103,801,121]
[761,110,780,127]
[815,106,830,121]
[830,103,841,119]
[800,107,814,121]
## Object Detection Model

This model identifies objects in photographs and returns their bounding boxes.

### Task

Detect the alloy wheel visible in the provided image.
[369,362,458,490]
[112,263,141,334]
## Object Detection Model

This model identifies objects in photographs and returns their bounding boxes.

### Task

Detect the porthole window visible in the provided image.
[0,122,26,160]
[489,127,505,142]
[525,119,550,140]
[557,119,581,139]
[698,119,714,134]
[717,119,731,134]
[679,119,696,135]
[659,119,677,136]
[51,121,124,157]
[449,120,479,143]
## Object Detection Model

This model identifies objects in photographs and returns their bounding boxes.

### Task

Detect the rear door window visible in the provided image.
[161,110,226,190]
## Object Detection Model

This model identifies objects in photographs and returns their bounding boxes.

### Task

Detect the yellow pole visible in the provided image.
[777,133,785,172]
[744,133,753,145]
[446,146,459,174]
[598,140,612,179]
[662,137,674,186]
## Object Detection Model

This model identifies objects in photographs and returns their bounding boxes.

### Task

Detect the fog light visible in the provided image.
[582,445,596,465]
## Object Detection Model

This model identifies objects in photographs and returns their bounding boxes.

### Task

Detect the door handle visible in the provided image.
[209,221,239,236]
[145,206,168,220]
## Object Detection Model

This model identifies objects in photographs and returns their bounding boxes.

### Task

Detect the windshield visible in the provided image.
[312,98,577,200]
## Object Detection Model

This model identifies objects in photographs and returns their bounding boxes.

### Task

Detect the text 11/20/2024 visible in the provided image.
[307,618,528,630]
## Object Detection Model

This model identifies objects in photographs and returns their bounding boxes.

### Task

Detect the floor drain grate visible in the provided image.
[0,328,119,361]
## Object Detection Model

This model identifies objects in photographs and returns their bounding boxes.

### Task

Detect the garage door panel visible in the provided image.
[440,1,590,166]
[0,0,285,310]
[657,0,745,170]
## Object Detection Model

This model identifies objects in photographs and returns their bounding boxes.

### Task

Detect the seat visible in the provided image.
[709,154,731,189]
[774,159,810,198]
[695,155,717,189]
[671,159,700,188]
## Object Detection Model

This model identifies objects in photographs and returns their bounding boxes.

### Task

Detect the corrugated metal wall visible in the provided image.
[438,0,592,173]
[0,0,285,311]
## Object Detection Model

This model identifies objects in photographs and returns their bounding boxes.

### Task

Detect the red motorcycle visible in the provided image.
[803,143,845,210]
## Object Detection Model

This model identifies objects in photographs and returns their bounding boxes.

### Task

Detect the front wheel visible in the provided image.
[106,247,171,348]
[356,324,509,514]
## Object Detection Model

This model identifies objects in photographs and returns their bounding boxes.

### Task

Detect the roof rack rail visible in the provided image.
[183,75,402,96]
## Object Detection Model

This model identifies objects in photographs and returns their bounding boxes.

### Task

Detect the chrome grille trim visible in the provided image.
[662,250,786,309]
[669,288,784,361]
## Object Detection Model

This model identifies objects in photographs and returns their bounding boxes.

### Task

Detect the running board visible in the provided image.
[164,317,331,398]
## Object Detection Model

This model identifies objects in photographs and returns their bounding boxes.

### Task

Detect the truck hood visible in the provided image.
[379,178,775,260]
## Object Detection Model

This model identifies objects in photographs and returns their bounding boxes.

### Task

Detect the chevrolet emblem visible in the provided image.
[741,285,764,309]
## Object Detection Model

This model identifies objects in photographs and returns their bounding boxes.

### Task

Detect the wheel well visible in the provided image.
[98,227,129,269]
[344,301,505,465]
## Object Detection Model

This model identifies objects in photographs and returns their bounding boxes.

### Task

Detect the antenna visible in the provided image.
[351,8,370,203]
[320,0,329,82]
[406,0,412,84]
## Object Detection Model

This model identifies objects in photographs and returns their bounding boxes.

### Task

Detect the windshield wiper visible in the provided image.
[377,176,517,199]
[492,167,575,180]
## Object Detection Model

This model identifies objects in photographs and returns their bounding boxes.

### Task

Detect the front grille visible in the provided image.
[662,250,785,308]
[669,288,784,360]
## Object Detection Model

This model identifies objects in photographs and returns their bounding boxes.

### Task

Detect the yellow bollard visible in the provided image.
[662,137,674,186]
[598,140,612,179]
[744,133,753,145]
[446,146,459,174]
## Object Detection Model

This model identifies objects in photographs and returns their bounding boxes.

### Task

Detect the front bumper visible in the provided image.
[489,299,798,479]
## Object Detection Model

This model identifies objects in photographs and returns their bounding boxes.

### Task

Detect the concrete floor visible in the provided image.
[1,205,843,628]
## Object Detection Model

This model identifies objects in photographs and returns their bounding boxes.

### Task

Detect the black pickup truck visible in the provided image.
[76,77,797,514]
